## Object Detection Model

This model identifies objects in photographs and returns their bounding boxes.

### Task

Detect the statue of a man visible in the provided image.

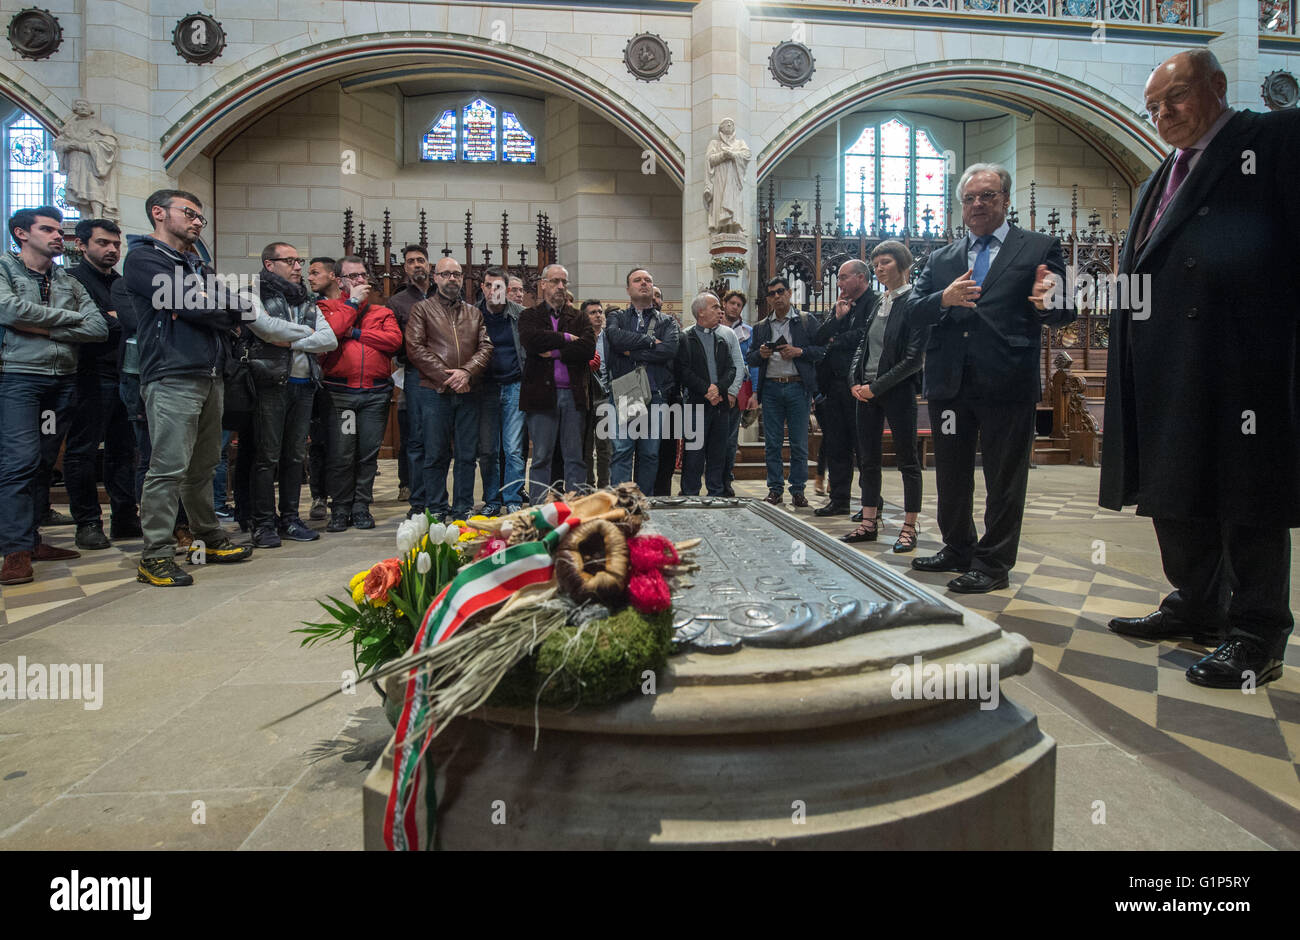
[53,100,119,220]
[704,119,751,236]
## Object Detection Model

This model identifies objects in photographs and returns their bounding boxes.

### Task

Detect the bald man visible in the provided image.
[1102,49,1300,688]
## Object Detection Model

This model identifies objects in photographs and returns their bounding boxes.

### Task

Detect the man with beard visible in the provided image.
[246,242,337,547]
[519,264,595,501]
[304,256,340,520]
[386,245,434,514]
[476,266,527,515]
[406,257,493,522]
[64,218,142,549]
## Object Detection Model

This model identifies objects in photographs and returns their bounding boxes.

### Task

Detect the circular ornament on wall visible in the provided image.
[768,41,815,89]
[173,12,227,65]
[624,33,671,82]
[7,8,63,61]
[1261,70,1299,111]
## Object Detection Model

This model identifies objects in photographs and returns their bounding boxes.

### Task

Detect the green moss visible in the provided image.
[489,607,674,709]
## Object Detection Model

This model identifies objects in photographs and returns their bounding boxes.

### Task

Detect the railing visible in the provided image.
[798,0,1201,27]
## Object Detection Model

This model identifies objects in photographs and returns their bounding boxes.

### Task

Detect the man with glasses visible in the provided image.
[318,255,403,532]
[604,267,680,494]
[906,163,1072,594]
[245,242,337,547]
[386,245,434,516]
[122,190,256,586]
[746,277,825,507]
[1102,49,1300,688]
[406,257,493,522]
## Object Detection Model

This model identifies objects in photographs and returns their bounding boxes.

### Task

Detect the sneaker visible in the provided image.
[352,510,375,530]
[279,516,319,542]
[137,557,194,587]
[309,498,328,521]
[326,512,352,533]
[398,486,411,502]
[74,522,112,550]
[214,504,235,521]
[192,537,254,564]
[110,515,143,539]
[481,503,502,518]
[1,551,34,585]
[504,503,522,515]
[40,509,75,527]
[251,526,282,549]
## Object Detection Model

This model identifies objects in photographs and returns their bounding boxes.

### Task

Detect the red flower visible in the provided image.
[628,569,671,614]
[363,558,403,604]
[628,535,678,572]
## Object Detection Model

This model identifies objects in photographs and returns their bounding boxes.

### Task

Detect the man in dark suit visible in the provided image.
[906,163,1073,593]
[677,291,737,497]
[1102,49,1300,689]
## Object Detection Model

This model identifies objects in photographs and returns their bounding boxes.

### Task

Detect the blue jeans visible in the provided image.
[404,366,426,510]
[610,388,665,496]
[761,381,811,495]
[0,372,77,554]
[420,385,481,518]
[478,380,525,507]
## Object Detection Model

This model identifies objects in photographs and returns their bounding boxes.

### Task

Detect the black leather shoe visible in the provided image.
[763,491,783,505]
[814,502,850,517]
[840,518,878,543]
[41,509,76,527]
[947,570,1009,594]
[352,510,376,530]
[110,515,143,539]
[74,522,112,550]
[791,492,809,508]
[1108,610,1222,646]
[326,512,352,533]
[1186,637,1283,689]
[851,508,863,522]
[911,549,970,573]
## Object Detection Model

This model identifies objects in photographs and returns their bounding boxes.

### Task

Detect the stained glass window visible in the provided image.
[462,98,497,163]
[501,111,537,164]
[842,115,947,235]
[4,111,77,252]
[421,109,456,161]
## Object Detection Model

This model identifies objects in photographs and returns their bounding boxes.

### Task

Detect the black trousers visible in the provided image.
[63,371,136,526]
[928,397,1035,578]
[1153,517,1293,658]
[817,380,857,504]
[679,400,729,496]
[856,388,922,513]
[308,385,332,502]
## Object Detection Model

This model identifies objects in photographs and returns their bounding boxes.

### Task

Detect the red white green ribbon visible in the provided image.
[383,507,574,851]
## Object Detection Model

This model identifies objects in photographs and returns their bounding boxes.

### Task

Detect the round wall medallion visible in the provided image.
[7,8,63,61]
[769,41,815,89]
[173,13,226,64]
[1261,70,1299,111]
[624,33,671,82]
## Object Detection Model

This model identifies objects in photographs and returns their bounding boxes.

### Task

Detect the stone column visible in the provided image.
[1206,0,1260,111]
[685,0,754,300]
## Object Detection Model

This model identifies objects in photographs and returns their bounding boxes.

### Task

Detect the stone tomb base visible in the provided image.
[362,503,1055,849]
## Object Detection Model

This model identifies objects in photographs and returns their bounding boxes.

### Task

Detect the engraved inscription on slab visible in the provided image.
[624,33,672,83]
[7,8,63,61]
[646,501,961,652]
[768,41,816,90]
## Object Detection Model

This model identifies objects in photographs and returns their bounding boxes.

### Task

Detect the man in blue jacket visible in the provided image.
[746,277,825,507]
[123,189,256,586]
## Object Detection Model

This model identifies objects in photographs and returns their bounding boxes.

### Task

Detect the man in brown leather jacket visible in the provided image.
[405,256,493,521]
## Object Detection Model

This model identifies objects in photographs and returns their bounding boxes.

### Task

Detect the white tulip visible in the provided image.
[396,521,416,554]
[428,522,446,544]
[444,525,461,545]
[412,513,430,538]
[416,552,431,574]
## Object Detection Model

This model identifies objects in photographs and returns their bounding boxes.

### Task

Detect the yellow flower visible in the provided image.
[458,530,477,542]
[452,519,468,528]
[468,514,491,523]
[349,569,369,590]
[351,580,367,605]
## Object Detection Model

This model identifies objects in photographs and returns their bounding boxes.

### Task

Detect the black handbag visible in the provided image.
[222,334,257,428]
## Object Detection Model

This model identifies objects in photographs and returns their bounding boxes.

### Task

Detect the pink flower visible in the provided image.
[628,569,671,614]
[628,535,678,572]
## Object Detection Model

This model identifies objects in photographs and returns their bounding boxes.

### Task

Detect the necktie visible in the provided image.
[972,235,993,287]
[1149,148,1195,232]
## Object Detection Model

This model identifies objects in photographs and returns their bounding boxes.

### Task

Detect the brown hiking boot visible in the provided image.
[33,542,80,561]
[1,551,34,585]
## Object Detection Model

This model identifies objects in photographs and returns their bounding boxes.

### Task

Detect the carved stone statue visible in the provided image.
[704,119,751,237]
[53,100,119,220]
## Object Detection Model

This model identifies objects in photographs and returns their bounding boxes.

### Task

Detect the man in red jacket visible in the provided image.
[317,255,402,532]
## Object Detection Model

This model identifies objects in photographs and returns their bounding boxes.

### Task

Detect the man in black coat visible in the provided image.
[906,163,1073,593]
[1102,49,1300,688]
[812,260,875,516]
[677,292,737,497]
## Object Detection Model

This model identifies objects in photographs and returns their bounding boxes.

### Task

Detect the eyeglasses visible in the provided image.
[960,190,1005,206]
[1144,84,1196,121]
[340,272,368,282]
[165,205,207,226]
[766,288,787,297]
[272,257,303,266]
[433,271,463,279]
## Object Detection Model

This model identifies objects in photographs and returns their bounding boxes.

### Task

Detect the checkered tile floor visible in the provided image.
[5,467,1299,818]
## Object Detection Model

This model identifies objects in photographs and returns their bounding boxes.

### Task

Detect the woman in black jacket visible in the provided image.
[841,241,929,552]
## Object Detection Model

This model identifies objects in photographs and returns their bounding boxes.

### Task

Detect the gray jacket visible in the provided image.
[0,252,108,376]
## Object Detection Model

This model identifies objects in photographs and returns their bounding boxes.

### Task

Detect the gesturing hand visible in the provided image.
[1028,264,1057,311]
[941,268,980,308]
